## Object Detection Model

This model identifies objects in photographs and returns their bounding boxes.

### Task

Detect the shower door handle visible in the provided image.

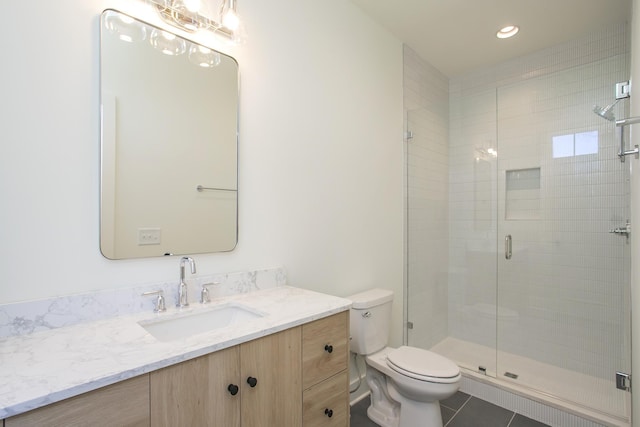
[505,235,512,260]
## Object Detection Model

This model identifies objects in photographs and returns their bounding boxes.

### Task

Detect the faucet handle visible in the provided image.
[200,282,219,304]
[142,290,167,312]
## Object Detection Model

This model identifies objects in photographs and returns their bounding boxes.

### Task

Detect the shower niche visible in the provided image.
[505,168,540,220]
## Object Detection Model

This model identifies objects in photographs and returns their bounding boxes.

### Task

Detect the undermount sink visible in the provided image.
[139,303,265,342]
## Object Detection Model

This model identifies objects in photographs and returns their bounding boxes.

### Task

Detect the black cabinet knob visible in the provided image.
[324,408,333,418]
[247,376,258,387]
[227,384,239,395]
[324,344,333,353]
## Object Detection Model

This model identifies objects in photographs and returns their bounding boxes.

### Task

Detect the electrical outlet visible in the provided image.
[138,228,161,245]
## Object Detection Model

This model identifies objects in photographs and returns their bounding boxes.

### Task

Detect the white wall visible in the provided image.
[0,1,404,345]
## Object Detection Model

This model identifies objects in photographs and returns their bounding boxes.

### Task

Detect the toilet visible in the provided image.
[347,288,461,427]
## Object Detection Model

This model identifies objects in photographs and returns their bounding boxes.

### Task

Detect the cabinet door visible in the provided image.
[5,375,149,427]
[240,327,302,427]
[302,312,349,389]
[150,346,241,427]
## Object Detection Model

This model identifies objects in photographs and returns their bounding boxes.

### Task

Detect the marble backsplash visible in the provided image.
[0,267,287,339]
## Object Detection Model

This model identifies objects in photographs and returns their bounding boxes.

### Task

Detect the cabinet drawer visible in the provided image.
[302,311,349,389]
[303,371,349,427]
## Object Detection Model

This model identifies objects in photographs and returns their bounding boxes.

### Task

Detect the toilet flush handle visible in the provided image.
[362,311,372,318]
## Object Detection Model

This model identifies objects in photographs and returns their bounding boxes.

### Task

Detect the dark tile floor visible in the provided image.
[350,391,550,427]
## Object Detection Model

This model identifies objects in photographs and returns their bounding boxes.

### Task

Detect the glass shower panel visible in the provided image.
[405,108,451,353]
[496,58,631,419]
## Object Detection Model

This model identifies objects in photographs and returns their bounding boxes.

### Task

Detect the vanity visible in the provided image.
[0,286,351,426]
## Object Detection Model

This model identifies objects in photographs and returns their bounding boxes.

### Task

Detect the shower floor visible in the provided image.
[430,337,630,425]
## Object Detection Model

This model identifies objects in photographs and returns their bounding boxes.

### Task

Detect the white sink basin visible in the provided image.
[139,303,265,342]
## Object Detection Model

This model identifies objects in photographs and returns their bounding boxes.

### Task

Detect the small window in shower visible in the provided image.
[505,168,540,220]
[552,131,598,158]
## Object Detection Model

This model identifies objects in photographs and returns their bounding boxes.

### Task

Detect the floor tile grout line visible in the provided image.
[506,412,516,427]
[444,394,473,427]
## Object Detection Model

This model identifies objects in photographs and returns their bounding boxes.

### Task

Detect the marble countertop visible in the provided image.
[0,286,351,419]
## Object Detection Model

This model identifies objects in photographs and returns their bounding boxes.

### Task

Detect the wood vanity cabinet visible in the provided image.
[150,326,302,427]
[4,375,150,427]
[302,311,350,427]
[4,310,349,427]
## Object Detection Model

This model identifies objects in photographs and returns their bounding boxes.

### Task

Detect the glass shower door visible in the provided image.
[495,59,631,420]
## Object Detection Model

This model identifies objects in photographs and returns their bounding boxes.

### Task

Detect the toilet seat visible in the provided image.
[386,346,460,384]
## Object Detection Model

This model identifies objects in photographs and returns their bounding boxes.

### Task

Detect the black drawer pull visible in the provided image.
[324,344,333,353]
[325,408,333,418]
[227,384,239,395]
[247,376,258,387]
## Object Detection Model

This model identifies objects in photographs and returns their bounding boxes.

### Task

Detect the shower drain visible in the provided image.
[504,372,519,379]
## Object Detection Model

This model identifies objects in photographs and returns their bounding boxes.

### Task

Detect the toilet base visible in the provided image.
[366,365,400,427]
[388,381,443,427]
[363,348,459,427]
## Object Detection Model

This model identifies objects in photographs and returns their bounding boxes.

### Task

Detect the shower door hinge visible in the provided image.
[616,81,631,99]
[616,372,631,392]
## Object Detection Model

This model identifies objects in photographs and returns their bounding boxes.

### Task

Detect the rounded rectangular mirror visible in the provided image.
[100,10,238,260]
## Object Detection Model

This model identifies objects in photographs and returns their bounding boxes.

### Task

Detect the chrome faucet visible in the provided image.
[178,256,196,307]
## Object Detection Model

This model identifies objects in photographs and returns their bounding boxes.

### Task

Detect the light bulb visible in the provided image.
[222,8,239,31]
[496,25,519,39]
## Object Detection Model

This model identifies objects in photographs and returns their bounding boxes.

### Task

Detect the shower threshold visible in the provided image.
[431,337,630,427]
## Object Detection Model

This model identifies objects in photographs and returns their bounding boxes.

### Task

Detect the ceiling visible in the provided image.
[349,0,632,77]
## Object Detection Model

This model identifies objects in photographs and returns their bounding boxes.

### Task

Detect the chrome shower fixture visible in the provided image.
[593,80,631,122]
[593,99,620,121]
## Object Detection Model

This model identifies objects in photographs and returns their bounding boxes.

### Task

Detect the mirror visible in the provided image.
[100,10,238,260]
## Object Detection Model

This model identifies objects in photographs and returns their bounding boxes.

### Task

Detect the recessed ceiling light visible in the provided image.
[497,25,519,39]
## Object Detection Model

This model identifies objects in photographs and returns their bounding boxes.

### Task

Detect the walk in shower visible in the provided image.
[404,24,631,425]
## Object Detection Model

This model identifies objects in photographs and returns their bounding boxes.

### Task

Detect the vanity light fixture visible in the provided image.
[147,0,246,43]
[103,10,224,66]
[496,25,519,39]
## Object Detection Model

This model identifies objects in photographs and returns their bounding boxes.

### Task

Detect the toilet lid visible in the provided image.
[386,346,460,381]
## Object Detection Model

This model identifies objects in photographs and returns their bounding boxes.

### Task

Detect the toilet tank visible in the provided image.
[347,288,394,355]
